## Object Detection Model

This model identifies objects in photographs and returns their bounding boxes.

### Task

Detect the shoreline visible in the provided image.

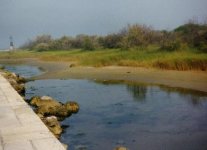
[0,70,67,150]
[0,58,207,93]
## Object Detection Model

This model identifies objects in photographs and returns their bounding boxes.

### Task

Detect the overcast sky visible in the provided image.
[0,0,207,49]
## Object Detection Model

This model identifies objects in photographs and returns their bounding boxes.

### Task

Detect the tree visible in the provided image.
[159,30,180,51]
[120,24,153,49]
[34,43,50,51]
[99,33,123,49]
[83,36,95,50]
[35,35,52,44]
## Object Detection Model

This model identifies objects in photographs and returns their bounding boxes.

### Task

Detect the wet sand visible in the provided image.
[0,58,207,93]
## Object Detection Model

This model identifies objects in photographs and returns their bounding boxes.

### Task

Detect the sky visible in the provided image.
[0,0,207,49]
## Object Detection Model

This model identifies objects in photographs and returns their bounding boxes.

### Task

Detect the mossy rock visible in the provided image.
[30,96,79,120]
[30,96,62,108]
[1,71,26,95]
[64,101,79,114]
[36,104,75,119]
[42,116,62,138]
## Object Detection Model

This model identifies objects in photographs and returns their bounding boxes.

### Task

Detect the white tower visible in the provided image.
[9,36,14,50]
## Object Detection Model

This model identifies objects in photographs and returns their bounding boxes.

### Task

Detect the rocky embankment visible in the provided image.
[0,67,128,150]
[0,67,79,149]
[0,68,26,96]
[29,96,79,138]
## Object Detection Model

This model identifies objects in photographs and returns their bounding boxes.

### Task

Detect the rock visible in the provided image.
[29,96,79,138]
[16,76,26,84]
[61,143,68,150]
[30,96,79,120]
[12,83,25,95]
[30,96,62,108]
[1,71,26,95]
[56,105,72,118]
[65,101,79,114]
[114,147,129,150]
[7,78,17,85]
[37,113,44,119]
[41,96,53,100]
[69,63,76,68]
[36,104,61,116]
[43,116,62,138]
[36,104,72,119]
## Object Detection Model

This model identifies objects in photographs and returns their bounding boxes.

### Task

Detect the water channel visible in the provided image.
[2,64,207,150]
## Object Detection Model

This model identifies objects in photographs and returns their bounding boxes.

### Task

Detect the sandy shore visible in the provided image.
[0,58,207,93]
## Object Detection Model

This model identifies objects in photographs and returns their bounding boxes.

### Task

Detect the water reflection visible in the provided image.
[96,80,207,106]
[2,65,43,78]
[3,64,207,150]
[25,79,207,150]
[126,84,147,102]
[159,86,207,106]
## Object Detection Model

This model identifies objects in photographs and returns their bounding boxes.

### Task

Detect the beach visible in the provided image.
[0,58,207,93]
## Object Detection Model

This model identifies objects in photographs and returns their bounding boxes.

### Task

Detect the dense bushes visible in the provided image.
[21,22,207,52]
[174,23,207,52]
[120,24,155,49]
[159,31,181,51]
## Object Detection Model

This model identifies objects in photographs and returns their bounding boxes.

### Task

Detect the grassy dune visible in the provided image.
[0,48,207,71]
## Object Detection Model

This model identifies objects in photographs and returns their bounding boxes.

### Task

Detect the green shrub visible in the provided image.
[198,42,207,53]
[160,40,180,51]
[83,37,95,50]
[34,43,50,51]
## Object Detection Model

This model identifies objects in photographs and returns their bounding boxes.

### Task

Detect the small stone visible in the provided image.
[69,63,76,68]
[114,146,129,150]
[43,115,62,138]
[41,96,54,100]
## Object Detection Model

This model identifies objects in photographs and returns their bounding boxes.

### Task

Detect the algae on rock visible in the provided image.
[29,96,79,137]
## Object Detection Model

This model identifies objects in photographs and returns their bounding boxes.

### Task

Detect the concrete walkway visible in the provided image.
[0,74,66,150]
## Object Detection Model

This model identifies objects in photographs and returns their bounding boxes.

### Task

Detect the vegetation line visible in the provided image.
[0,22,207,71]
[0,49,206,71]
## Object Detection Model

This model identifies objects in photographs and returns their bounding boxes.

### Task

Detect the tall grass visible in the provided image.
[0,48,206,71]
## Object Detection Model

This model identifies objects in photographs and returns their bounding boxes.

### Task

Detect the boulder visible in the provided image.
[36,104,61,116]
[29,96,79,138]
[30,96,62,108]
[16,75,26,84]
[65,101,79,114]
[43,116,62,138]
[12,83,25,95]
[30,96,79,120]
[1,71,26,95]
[36,103,76,119]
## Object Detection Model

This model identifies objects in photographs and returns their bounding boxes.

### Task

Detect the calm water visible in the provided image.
[1,65,43,78]
[4,65,207,150]
[25,80,207,150]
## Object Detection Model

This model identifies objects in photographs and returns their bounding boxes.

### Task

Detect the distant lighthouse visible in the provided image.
[9,36,14,50]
